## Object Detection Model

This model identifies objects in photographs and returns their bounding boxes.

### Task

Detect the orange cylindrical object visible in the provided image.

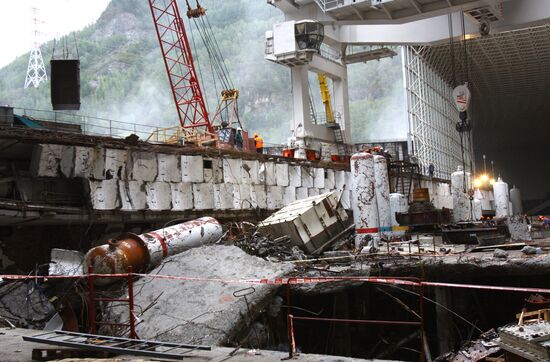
[84,235,149,277]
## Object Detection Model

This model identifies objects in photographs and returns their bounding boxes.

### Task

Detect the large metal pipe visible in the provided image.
[350,152,379,249]
[373,155,392,238]
[84,217,223,276]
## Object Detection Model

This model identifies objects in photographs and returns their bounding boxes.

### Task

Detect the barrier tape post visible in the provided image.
[419,280,425,362]
[87,265,96,334]
[286,278,294,359]
[127,266,137,339]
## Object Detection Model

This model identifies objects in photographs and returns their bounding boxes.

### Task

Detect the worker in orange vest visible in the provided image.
[253,133,263,154]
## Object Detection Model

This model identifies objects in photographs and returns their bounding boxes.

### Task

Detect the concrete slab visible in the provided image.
[223,158,242,184]
[283,186,296,205]
[325,169,335,189]
[308,188,320,197]
[29,144,64,177]
[88,179,120,210]
[157,153,181,182]
[171,182,193,211]
[296,187,308,200]
[262,161,276,185]
[313,168,325,188]
[243,160,260,185]
[252,185,267,209]
[59,146,75,178]
[301,167,314,188]
[335,170,346,190]
[267,186,284,210]
[193,182,214,210]
[145,181,172,210]
[239,184,253,210]
[204,157,223,183]
[71,146,101,179]
[0,327,380,362]
[181,155,204,183]
[214,183,234,210]
[128,152,157,182]
[106,245,294,347]
[276,162,290,187]
[119,180,147,211]
[289,165,302,187]
[104,149,128,180]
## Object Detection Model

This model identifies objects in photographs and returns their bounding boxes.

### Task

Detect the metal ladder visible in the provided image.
[327,122,346,156]
[23,330,211,360]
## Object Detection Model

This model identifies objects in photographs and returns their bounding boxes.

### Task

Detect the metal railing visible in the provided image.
[11,108,165,142]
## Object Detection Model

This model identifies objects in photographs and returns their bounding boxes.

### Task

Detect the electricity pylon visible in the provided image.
[24,7,47,89]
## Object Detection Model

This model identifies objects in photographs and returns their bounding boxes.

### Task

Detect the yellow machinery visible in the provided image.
[317,73,335,124]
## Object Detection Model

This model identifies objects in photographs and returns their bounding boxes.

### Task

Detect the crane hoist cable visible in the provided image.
[186,0,233,91]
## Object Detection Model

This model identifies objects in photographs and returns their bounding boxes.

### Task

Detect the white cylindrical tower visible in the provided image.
[351,152,379,248]
[374,155,392,237]
[389,193,408,236]
[451,165,472,222]
[473,199,482,220]
[493,177,510,218]
[510,185,523,215]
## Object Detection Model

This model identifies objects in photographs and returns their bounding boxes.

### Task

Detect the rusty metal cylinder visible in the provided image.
[85,217,223,277]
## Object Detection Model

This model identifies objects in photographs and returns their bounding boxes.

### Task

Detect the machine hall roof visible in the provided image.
[415,23,550,198]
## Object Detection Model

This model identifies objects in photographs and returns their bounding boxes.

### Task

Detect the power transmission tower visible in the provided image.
[24,7,48,89]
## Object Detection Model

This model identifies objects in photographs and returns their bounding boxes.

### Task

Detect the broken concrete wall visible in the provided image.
[30,143,350,213]
[104,149,128,180]
[128,152,157,182]
[105,245,294,346]
[30,144,64,177]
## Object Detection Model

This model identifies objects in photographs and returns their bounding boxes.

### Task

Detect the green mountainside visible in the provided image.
[0,0,405,144]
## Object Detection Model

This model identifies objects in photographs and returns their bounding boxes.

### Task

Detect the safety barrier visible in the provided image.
[87,266,137,339]
[283,276,425,360]
[2,272,550,361]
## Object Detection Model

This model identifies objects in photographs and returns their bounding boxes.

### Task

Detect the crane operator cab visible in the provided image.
[295,20,324,52]
[264,20,324,66]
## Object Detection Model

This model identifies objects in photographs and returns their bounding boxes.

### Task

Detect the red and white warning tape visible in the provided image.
[0,273,549,294]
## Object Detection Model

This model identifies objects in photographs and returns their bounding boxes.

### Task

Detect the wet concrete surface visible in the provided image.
[0,328,398,362]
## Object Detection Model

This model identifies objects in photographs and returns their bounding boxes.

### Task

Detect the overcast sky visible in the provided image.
[0,0,110,67]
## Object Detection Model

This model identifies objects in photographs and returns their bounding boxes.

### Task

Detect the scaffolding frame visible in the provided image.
[402,46,472,180]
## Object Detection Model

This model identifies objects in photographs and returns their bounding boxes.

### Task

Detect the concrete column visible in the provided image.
[291,65,311,138]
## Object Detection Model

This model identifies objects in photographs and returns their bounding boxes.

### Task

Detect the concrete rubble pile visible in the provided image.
[0,282,55,329]
[104,245,294,346]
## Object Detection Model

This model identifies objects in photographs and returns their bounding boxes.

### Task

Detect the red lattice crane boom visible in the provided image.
[148,0,213,135]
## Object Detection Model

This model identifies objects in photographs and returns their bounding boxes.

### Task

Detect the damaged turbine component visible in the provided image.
[84,217,223,277]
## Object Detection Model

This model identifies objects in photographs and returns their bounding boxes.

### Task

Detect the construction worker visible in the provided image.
[253,132,263,154]
[235,127,243,149]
